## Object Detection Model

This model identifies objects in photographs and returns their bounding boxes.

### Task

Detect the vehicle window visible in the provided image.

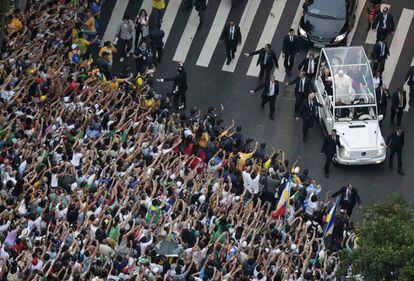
[305,0,347,20]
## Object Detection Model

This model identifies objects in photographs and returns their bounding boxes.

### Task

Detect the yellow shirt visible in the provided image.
[7,17,23,33]
[75,38,91,55]
[99,46,116,63]
[237,152,254,170]
[84,17,96,33]
[152,0,166,9]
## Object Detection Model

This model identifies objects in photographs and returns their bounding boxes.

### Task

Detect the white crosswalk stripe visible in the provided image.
[196,0,232,67]
[365,4,391,45]
[273,0,305,82]
[102,0,130,42]
[246,0,288,77]
[222,0,261,72]
[173,1,209,63]
[347,0,367,46]
[382,8,414,88]
[161,0,182,43]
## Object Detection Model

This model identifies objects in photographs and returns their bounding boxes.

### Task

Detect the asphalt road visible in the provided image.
[98,0,414,220]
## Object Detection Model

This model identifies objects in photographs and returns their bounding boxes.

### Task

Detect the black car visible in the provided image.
[298,0,357,48]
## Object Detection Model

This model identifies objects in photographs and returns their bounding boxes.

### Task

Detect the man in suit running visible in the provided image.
[297,92,322,142]
[282,28,299,76]
[220,19,242,65]
[331,182,362,217]
[249,75,279,120]
[390,87,407,126]
[244,44,279,81]
[321,129,342,178]
[386,127,405,175]
[373,6,395,41]
[286,71,314,117]
[371,37,389,76]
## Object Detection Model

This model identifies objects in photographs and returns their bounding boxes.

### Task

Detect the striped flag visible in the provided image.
[271,179,291,219]
[323,197,340,237]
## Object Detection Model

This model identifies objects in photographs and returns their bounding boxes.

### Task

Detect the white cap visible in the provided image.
[198,194,206,204]
[71,44,78,50]
[293,167,300,174]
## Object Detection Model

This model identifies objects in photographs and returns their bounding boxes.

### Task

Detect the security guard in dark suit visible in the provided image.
[244,44,279,81]
[297,92,322,142]
[249,75,279,120]
[321,129,342,178]
[405,65,414,106]
[386,127,405,175]
[282,28,299,76]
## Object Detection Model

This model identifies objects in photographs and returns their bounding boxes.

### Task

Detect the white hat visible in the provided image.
[19,228,30,239]
[176,181,182,188]
[290,243,297,251]
[71,44,78,50]
[293,167,300,174]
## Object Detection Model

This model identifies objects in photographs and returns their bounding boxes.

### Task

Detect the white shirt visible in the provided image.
[268,81,275,96]
[229,26,235,40]
[70,152,83,167]
[242,171,260,195]
[18,161,27,176]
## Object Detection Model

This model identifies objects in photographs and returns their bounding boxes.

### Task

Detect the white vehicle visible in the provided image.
[314,46,386,165]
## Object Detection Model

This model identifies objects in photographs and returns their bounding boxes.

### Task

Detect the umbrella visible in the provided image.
[154,240,183,257]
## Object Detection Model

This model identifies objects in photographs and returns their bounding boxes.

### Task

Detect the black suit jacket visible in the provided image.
[376,87,388,108]
[332,187,361,208]
[165,70,188,92]
[220,24,242,46]
[288,76,314,98]
[282,35,299,54]
[298,99,322,121]
[298,57,318,74]
[249,48,279,68]
[371,41,390,60]
[253,80,279,98]
[391,91,407,110]
[374,12,395,33]
[386,131,404,149]
[321,135,341,156]
[405,65,414,86]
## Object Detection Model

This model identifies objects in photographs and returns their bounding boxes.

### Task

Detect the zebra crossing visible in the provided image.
[100,0,414,88]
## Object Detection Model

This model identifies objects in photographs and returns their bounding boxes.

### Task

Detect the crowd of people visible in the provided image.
[0,0,365,280]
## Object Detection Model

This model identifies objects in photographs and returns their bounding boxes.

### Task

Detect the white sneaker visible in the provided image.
[120,57,124,62]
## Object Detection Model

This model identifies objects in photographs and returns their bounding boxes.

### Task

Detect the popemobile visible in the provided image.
[314,46,387,165]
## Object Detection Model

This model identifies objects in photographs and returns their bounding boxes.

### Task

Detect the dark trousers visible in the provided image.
[302,118,314,138]
[259,64,272,81]
[118,38,132,58]
[284,52,295,71]
[152,7,165,28]
[377,104,387,118]
[389,147,402,172]
[294,94,305,115]
[324,153,334,174]
[390,108,403,126]
[134,30,147,48]
[151,43,163,63]
[373,57,386,74]
[409,84,414,105]
[261,95,276,117]
[225,41,237,62]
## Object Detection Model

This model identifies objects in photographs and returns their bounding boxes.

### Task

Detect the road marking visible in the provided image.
[102,0,130,42]
[365,4,391,45]
[382,9,414,88]
[162,0,183,43]
[347,0,366,46]
[142,0,153,15]
[222,0,261,72]
[403,57,414,111]
[273,0,304,81]
[246,0,288,77]
[196,0,232,67]
[173,1,209,63]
